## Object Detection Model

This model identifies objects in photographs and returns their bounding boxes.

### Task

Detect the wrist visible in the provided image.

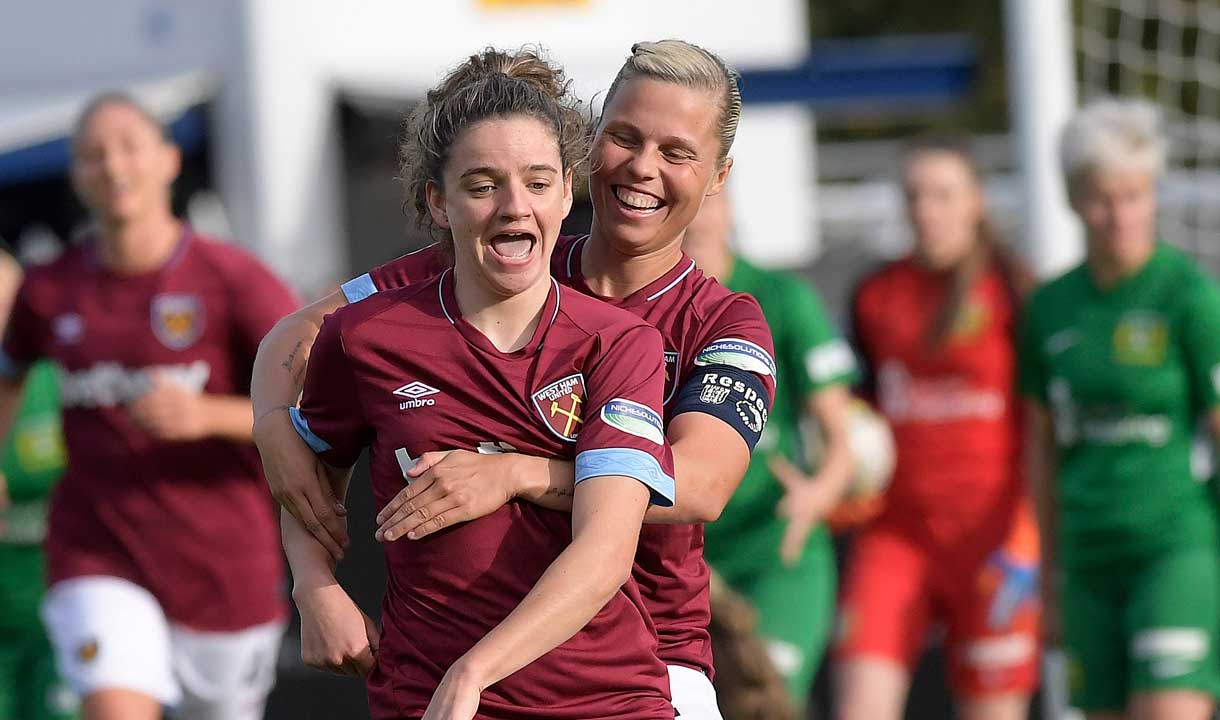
[509,454,546,501]
[449,652,492,692]
[292,570,340,600]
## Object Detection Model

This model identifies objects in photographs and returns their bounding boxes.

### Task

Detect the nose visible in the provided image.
[498,180,533,221]
[625,145,659,182]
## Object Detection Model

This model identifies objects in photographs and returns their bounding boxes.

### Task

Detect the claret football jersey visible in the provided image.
[349,234,777,677]
[293,270,676,720]
[0,228,297,631]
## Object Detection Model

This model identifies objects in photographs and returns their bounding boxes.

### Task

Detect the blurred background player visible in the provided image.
[282,48,679,720]
[1021,98,1220,720]
[253,39,776,719]
[835,135,1040,720]
[0,94,298,720]
[682,189,856,715]
[0,245,75,720]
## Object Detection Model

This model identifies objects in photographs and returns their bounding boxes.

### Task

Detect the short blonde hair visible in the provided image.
[1060,97,1167,195]
[603,40,741,165]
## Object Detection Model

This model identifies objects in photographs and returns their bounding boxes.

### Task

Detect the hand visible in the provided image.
[770,456,839,567]
[375,450,517,542]
[128,372,210,441]
[421,661,483,720]
[294,582,379,676]
[255,408,349,560]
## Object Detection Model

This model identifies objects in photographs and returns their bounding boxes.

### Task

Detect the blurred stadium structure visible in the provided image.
[2,1,1219,718]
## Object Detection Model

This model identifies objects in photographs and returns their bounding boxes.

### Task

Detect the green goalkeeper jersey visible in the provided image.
[1019,243,1220,569]
[705,258,857,574]
[0,361,66,628]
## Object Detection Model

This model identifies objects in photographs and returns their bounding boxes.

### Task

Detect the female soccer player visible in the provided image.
[835,135,1040,720]
[0,95,297,720]
[281,48,676,720]
[681,190,856,713]
[253,40,775,719]
[1021,99,1220,720]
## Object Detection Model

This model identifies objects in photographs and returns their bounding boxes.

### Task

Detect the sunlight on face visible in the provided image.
[427,116,572,301]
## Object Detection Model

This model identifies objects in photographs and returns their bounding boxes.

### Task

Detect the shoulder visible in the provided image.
[185,232,290,291]
[19,247,87,308]
[549,234,587,280]
[1026,262,1087,313]
[332,276,440,336]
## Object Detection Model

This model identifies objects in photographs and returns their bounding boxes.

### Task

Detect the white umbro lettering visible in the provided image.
[394,381,440,410]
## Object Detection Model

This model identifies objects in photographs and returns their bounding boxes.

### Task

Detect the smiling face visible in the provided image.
[426,115,573,300]
[590,77,731,256]
[71,101,180,227]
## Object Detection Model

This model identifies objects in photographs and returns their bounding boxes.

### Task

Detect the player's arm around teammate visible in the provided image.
[280,48,674,720]
[1021,99,1220,720]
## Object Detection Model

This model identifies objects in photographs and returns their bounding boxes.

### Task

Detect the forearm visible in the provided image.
[202,394,259,442]
[807,386,855,503]
[283,506,340,593]
[511,454,576,511]
[251,292,343,420]
[284,464,352,592]
[458,477,645,689]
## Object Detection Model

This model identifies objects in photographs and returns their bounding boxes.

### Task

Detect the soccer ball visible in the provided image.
[813,398,895,531]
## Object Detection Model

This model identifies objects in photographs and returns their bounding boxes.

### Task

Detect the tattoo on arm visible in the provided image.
[281,340,304,373]
[544,486,574,498]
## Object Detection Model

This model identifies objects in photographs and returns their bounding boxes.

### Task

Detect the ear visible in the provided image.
[561,168,575,218]
[163,141,182,183]
[706,156,733,197]
[425,180,450,229]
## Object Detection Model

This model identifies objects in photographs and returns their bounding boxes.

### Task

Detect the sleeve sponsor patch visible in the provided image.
[694,337,776,377]
[340,273,379,304]
[806,340,856,382]
[600,398,665,446]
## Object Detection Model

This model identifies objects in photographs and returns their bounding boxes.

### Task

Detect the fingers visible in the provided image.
[767,456,805,490]
[375,476,436,529]
[779,518,811,567]
[363,611,380,654]
[378,492,465,542]
[351,644,377,676]
[407,450,452,478]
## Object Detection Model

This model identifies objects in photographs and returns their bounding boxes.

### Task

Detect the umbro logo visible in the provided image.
[394,381,439,410]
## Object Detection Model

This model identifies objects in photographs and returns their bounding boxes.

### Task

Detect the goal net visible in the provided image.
[1076,0,1220,273]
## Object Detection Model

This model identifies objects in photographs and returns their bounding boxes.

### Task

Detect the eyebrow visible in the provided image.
[603,121,699,154]
[459,163,560,179]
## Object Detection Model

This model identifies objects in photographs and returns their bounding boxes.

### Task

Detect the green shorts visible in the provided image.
[709,523,836,711]
[1062,544,1220,711]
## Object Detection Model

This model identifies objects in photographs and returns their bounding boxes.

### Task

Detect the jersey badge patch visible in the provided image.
[663,350,680,404]
[694,337,776,376]
[532,373,586,442]
[52,313,84,345]
[151,294,205,350]
[600,398,665,445]
[1113,312,1167,366]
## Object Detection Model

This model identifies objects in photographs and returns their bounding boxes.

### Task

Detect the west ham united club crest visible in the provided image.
[532,373,586,442]
[150,294,204,350]
[663,350,680,404]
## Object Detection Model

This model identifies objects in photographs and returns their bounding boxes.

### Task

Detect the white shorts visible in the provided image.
[41,576,284,720]
[668,664,724,720]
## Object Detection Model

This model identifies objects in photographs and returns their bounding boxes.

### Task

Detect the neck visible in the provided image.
[700,247,735,283]
[96,211,181,274]
[1087,240,1155,290]
[582,227,685,298]
[452,270,552,353]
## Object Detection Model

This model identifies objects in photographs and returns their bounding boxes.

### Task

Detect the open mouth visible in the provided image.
[489,231,537,261]
[612,185,665,215]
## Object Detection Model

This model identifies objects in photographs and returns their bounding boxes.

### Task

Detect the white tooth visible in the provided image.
[615,187,660,210]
